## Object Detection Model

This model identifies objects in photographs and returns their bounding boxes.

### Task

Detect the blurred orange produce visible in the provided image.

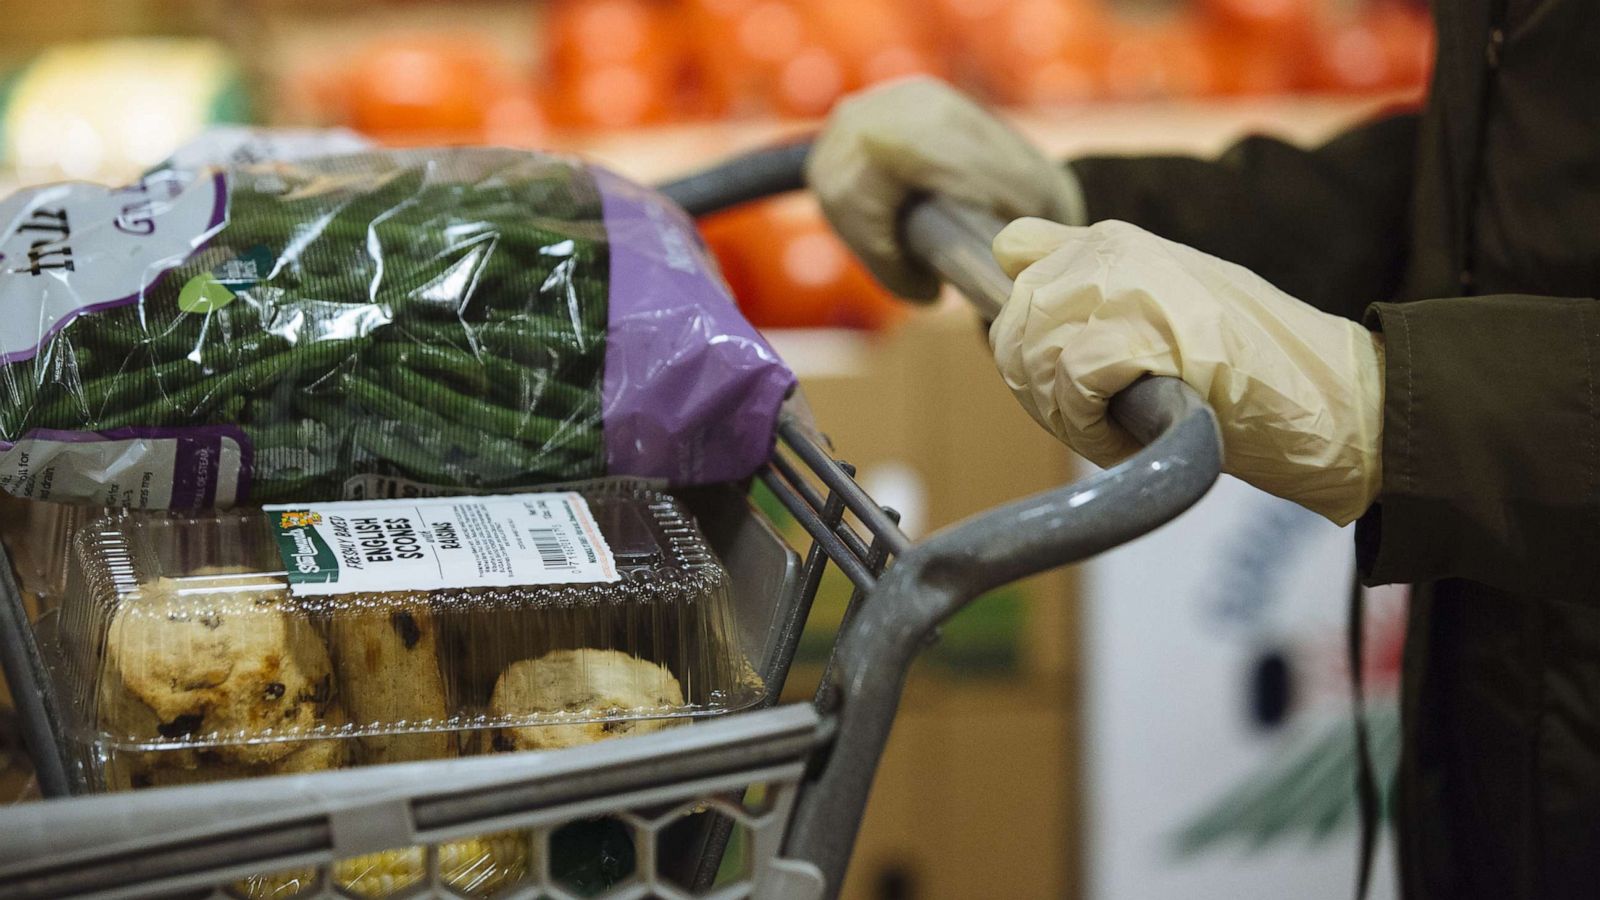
[1101,18,1217,100]
[344,35,518,142]
[962,0,1110,104]
[543,0,690,129]
[685,0,816,118]
[700,198,906,330]
[1307,3,1433,94]
[1199,25,1305,96]
[806,0,947,89]
[680,0,945,121]
[1199,0,1320,40]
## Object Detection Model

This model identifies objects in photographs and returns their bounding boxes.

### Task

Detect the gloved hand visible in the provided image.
[807,76,1085,301]
[989,218,1385,525]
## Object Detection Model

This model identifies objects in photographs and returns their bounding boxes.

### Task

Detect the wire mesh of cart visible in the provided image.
[0,145,1223,900]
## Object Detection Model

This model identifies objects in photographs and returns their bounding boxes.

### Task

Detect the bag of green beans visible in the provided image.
[0,147,795,507]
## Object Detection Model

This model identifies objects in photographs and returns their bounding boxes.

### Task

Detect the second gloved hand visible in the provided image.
[989,218,1385,525]
[807,77,1085,301]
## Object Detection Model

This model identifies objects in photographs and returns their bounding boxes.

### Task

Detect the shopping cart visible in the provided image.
[0,146,1223,900]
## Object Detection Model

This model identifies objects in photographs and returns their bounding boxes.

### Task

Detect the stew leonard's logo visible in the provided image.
[272,510,339,585]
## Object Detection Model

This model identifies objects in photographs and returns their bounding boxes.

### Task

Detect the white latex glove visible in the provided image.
[989,218,1385,525]
[807,76,1086,301]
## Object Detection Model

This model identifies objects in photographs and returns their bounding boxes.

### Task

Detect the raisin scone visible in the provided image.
[132,711,350,789]
[103,701,349,791]
[100,570,337,768]
[489,649,686,751]
[328,600,453,764]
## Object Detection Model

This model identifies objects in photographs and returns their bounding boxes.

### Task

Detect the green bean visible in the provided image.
[364,431,596,484]
[29,355,210,428]
[138,325,212,365]
[29,334,290,429]
[250,473,344,505]
[339,376,598,481]
[396,310,601,341]
[248,418,333,450]
[218,395,246,423]
[0,369,40,438]
[481,303,606,336]
[67,303,253,373]
[290,392,346,425]
[96,339,360,430]
[364,343,491,395]
[497,369,596,417]
[365,343,597,416]
[63,307,147,360]
[384,314,601,347]
[40,342,95,377]
[368,368,599,451]
[347,427,488,486]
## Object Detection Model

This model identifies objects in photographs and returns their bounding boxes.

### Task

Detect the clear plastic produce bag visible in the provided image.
[0,146,795,507]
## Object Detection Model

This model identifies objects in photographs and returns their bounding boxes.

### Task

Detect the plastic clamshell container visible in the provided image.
[53,490,761,791]
[0,496,119,618]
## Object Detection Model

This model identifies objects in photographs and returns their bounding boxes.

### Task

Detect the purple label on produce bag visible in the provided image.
[0,425,252,508]
[593,168,796,484]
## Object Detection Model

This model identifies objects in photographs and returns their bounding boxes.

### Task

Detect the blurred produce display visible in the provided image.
[302,0,1430,142]
[0,0,1432,330]
[295,0,1430,328]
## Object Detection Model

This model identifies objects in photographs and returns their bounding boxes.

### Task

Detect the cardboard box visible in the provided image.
[843,684,1079,900]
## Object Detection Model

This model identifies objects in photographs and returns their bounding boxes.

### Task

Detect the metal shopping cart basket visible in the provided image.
[0,146,1223,900]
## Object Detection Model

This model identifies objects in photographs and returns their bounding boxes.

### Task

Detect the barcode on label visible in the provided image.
[529,527,575,570]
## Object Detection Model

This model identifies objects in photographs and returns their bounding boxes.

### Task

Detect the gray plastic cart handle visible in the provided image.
[783,195,1223,893]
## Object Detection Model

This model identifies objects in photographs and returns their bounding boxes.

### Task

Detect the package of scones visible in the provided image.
[51,489,761,792]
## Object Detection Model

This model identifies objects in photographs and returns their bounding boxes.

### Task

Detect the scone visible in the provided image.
[97,663,203,782]
[141,739,347,788]
[135,711,350,789]
[489,650,686,751]
[328,599,454,765]
[104,701,349,791]
[100,570,336,768]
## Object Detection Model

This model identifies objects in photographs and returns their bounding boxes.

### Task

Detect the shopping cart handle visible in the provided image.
[658,140,812,218]
[786,196,1224,894]
[659,145,1222,895]
[658,145,1205,449]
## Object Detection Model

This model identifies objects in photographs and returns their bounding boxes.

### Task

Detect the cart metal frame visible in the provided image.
[0,148,1223,900]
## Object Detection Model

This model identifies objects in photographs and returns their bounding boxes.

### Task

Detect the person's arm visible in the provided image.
[1358,295,1600,595]
[1070,113,1420,321]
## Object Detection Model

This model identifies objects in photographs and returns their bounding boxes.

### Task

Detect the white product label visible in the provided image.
[264,492,619,596]
[0,427,248,508]
[0,169,225,363]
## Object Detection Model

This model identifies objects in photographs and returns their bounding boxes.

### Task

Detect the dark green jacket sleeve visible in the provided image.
[1069,112,1419,320]
[1358,295,1600,595]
